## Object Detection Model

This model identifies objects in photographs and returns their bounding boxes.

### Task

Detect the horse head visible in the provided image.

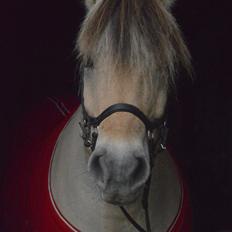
[77,0,191,205]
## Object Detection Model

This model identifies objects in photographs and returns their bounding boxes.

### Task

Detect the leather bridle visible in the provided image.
[78,66,168,232]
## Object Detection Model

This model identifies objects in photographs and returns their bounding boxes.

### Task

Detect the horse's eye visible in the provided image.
[85,58,94,69]
[83,59,94,78]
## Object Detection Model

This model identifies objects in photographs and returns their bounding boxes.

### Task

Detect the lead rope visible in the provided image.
[119,145,154,232]
[120,206,147,232]
[142,175,152,232]
[120,173,152,232]
[119,129,166,232]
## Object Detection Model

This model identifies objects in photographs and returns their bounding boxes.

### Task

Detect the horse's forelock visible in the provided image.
[77,0,192,86]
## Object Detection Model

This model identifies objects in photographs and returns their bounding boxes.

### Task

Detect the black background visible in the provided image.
[1,0,232,231]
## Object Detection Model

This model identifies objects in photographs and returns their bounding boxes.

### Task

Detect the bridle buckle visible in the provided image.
[147,130,155,141]
[160,121,168,150]
[79,120,99,151]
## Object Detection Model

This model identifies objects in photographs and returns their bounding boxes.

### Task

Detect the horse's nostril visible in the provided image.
[89,154,105,185]
[131,157,148,188]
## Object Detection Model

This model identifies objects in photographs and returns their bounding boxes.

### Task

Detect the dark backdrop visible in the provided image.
[1,0,232,231]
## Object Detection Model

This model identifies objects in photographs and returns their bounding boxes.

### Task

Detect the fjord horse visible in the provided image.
[50,0,192,231]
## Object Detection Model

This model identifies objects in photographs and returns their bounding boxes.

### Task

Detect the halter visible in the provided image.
[78,67,169,232]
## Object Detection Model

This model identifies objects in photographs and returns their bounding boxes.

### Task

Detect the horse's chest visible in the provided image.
[50,109,187,232]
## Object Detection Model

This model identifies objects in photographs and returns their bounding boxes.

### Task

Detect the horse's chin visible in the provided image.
[101,188,143,206]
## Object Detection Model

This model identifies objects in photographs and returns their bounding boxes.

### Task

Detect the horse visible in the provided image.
[49,0,192,231]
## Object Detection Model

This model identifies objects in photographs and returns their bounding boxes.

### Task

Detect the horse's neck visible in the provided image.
[50,108,181,232]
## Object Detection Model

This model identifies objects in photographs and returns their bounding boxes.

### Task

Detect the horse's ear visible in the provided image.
[160,0,176,9]
[84,0,96,10]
